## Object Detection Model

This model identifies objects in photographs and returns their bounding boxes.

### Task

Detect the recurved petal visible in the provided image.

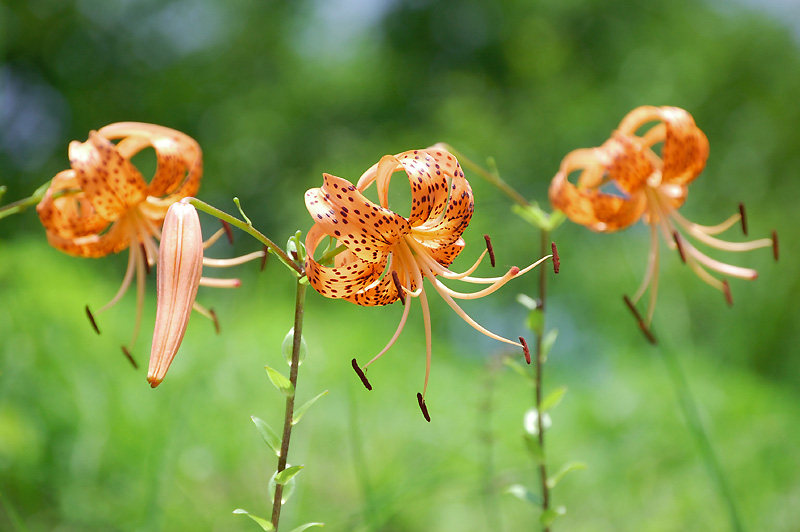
[36,170,110,241]
[416,236,466,268]
[600,132,655,195]
[148,201,204,387]
[70,131,147,220]
[305,173,411,263]
[658,107,709,186]
[43,218,131,257]
[412,164,474,246]
[549,149,646,232]
[98,122,203,200]
[304,225,395,305]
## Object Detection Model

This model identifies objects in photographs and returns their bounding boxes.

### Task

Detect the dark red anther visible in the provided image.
[121,346,138,369]
[260,245,269,271]
[772,230,779,261]
[738,203,748,236]
[484,234,496,267]
[392,271,406,305]
[551,242,560,274]
[352,358,372,390]
[141,243,151,275]
[221,220,234,244]
[722,280,733,307]
[209,308,221,334]
[417,392,431,422]
[86,305,100,335]
[519,336,531,364]
[623,295,657,345]
[673,232,686,263]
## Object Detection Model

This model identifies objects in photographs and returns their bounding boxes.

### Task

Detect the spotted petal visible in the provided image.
[69,131,147,220]
[305,173,411,264]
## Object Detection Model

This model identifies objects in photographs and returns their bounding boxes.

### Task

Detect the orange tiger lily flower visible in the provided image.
[549,106,777,332]
[305,148,550,419]
[37,122,202,355]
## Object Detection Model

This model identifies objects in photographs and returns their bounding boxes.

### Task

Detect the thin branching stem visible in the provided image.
[0,181,51,220]
[271,279,308,530]
[441,144,532,208]
[189,197,304,277]
[658,345,746,532]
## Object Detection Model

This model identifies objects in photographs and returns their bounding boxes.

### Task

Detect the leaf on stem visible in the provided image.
[281,328,308,367]
[292,390,329,425]
[265,366,295,397]
[505,483,543,507]
[547,461,587,489]
[526,308,545,336]
[251,416,282,457]
[540,386,567,412]
[541,329,558,363]
[523,433,545,464]
[274,465,304,485]
[540,506,566,527]
[288,523,325,532]
[504,357,534,383]
[233,197,253,226]
[232,509,275,531]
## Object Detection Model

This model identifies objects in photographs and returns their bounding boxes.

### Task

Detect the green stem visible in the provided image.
[0,181,51,221]
[658,346,746,532]
[441,144,531,208]
[271,279,308,530]
[188,197,304,277]
[535,229,551,532]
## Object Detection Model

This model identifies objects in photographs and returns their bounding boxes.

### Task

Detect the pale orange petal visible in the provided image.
[658,107,709,186]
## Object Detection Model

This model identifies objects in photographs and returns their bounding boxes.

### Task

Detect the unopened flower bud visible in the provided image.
[148,201,203,387]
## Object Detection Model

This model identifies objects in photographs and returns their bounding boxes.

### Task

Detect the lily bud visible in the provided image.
[148,201,203,387]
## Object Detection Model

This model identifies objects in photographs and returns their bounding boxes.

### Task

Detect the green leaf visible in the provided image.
[251,416,282,457]
[288,523,325,532]
[516,293,538,311]
[526,308,544,336]
[281,328,308,367]
[540,386,567,412]
[505,483,542,507]
[233,509,275,531]
[274,465,304,485]
[265,366,295,397]
[547,461,587,489]
[293,390,328,425]
[541,329,558,362]
[268,469,297,504]
[504,357,533,382]
[523,433,545,464]
[233,197,253,226]
[540,506,566,527]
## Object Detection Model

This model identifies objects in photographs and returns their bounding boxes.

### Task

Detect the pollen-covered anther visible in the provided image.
[519,336,531,364]
[722,280,733,307]
[623,295,657,345]
[260,246,269,271]
[673,232,687,263]
[222,220,234,244]
[417,392,431,422]
[738,203,748,236]
[551,242,560,274]
[772,230,779,261]
[121,346,138,369]
[209,308,220,334]
[86,305,101,335]
[484,234,496,267]
[352,358,372,390]
[391,271,406,305]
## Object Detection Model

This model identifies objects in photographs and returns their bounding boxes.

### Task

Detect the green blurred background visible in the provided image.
[1,0,798,530]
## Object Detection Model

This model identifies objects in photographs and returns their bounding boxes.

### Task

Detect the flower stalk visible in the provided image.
[271,277,308,530]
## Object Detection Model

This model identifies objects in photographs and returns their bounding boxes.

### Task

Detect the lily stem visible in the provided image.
[658,345,746,532]
[0,180,51,221]
[440,144,531,208]
[189,197,304,277]
[271,278,308,530]
[535,229,551,532]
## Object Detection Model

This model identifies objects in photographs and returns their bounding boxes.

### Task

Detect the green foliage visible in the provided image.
[251,416,282,457]
[233,509,275,531]
[265,366,295,398]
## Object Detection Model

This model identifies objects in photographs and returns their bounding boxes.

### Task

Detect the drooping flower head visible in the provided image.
[36,123,202,356]
[305,148,550,419]
[549,106,777,334]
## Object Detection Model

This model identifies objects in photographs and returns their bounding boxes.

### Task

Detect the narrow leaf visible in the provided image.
[540,386,567,412]
[251,416,282,457]
[505,484,543,507]
[293,390,329,425]
[281,328,308,366]
[504,357,533,382]
[274,465,304,485]
[265,366,295,397]
[540,506,566,527]
[288,523,325,532]
[541,329,558,362]
[233,509,275,531]
[547,461,587,489]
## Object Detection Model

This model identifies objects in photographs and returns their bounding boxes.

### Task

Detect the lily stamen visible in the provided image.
[484,234,496,267]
